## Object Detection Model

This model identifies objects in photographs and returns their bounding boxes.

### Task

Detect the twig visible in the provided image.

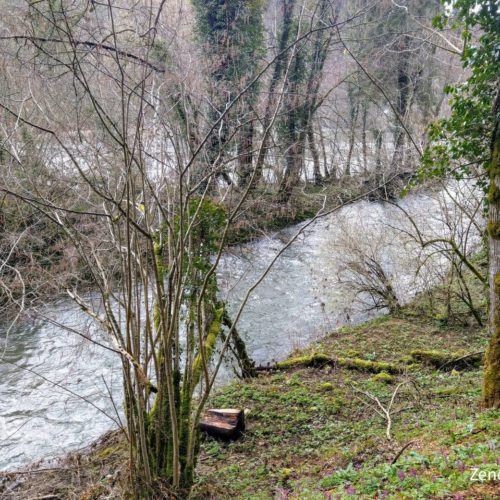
[391,441,415,465]
[351,382,408,440]
[26,496,61,500]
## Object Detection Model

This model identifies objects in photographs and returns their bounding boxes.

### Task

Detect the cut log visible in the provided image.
[199,408,245,440]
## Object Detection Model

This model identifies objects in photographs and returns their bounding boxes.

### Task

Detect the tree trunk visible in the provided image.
[278,133,306,203]
[199,409,245,440]
[345,84,359,177]
[237,113,255,189]
[276,0,331,199]
[250,0,297,191]
[362,105,368,174]
[483,88,500,408]
[374,128,383,171]
[222,308,256,378]
[345,130,355,177]
[390,36,411,171]
[319,125,332,179]
[308,123,323,185]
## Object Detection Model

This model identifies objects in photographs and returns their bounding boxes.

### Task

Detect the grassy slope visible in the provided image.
[194,312,499,498]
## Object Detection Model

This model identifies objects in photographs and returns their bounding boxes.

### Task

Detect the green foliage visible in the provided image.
[192,0,264,84]
[418,0,499,191]
[174,197,226,279]
[188,197,226,259]
[317,416,499,498]
[320,462,357,488]
[196,297,494,498]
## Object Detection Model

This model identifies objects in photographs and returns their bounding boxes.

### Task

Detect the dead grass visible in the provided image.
[0,431,128,499]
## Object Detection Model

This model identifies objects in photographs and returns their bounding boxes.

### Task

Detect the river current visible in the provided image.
[0,184,482,470]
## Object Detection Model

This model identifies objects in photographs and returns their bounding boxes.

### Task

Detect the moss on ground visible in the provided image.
[194,303,498,499]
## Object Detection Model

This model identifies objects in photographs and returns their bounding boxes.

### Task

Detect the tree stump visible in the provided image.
[199,408,245,440]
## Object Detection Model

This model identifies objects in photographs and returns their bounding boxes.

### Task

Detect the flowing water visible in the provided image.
[0,185,482,470]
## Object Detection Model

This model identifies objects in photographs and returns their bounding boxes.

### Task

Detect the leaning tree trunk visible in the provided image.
[483,88,500,408]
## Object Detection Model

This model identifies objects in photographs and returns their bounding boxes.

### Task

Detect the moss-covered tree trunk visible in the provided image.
[251,0,296,192]
[483,88,500,408]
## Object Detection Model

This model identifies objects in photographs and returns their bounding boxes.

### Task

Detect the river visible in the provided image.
[0,183,482,470]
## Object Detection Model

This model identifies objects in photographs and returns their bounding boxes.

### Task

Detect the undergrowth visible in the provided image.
[194,269,498,499]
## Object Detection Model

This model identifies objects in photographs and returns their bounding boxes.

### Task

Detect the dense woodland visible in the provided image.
[0,0,498,498]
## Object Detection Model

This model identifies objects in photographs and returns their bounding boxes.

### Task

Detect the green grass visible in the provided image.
[194,284,498,498]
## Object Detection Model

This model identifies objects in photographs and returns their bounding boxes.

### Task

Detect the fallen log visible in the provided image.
[199,409,245,441]
[410,350,484,371]
[256,353,402,374]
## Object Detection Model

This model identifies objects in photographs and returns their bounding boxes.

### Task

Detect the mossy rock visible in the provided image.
[371,372,394,384]
[434,386,465,396]
[410,350,483,371]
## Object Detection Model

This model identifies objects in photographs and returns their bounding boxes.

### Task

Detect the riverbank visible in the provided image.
[1,272,497,499]
[226,171,414,245]
[0,172,413,318]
